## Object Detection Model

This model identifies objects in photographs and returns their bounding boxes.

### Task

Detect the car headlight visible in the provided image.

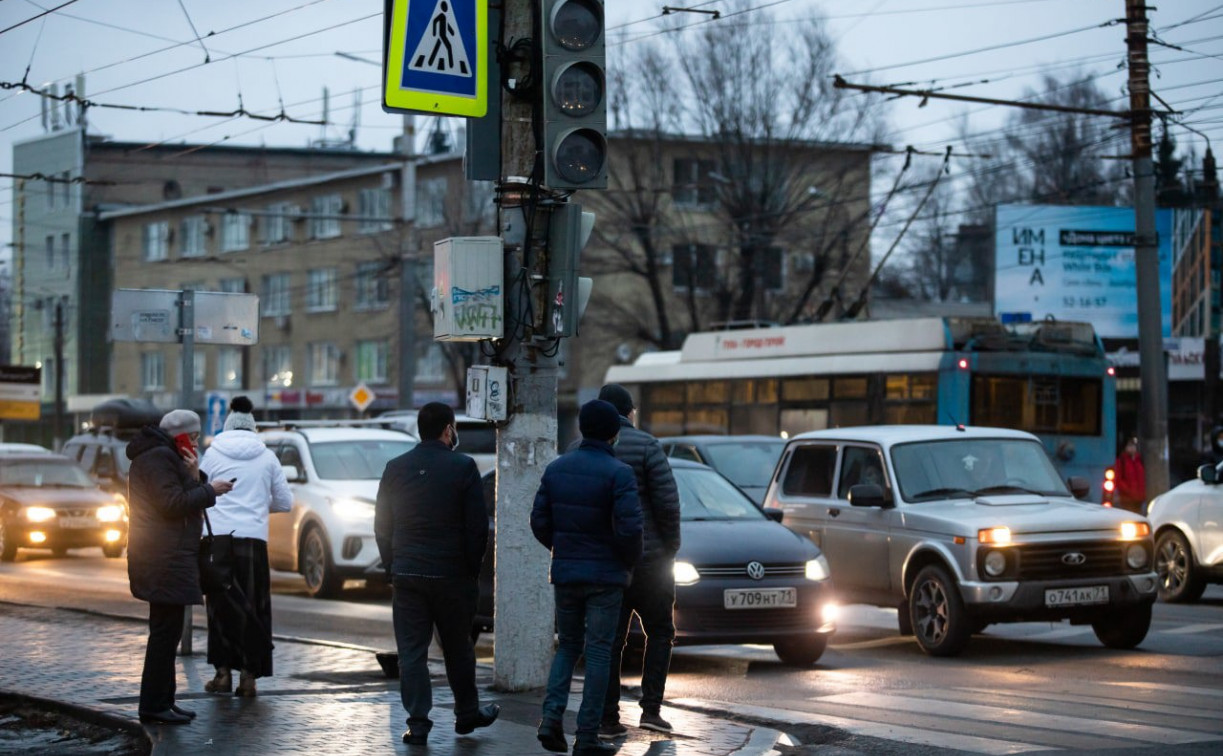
[978,526,1012,544]
[673,561,700,586]
[23,506,57,523]
[96,505,124,523]
[983,549,1007,577]
[330,498,375,521]
[805,555,831,581]
[1126,542,1150,570]
[1120,521,1150,540]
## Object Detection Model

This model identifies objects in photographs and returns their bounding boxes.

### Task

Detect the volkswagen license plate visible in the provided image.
[724,588,796,609]
[58,516,97,529]
[1045,585,1109,607]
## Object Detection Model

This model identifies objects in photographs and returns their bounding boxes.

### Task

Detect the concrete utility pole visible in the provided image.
[1126,0,1171,497]
[492,0,559,691]
[179,288,196,656]
[53,297,65,451]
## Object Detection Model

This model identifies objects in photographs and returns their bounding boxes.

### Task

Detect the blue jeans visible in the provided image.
[542,584,623,744]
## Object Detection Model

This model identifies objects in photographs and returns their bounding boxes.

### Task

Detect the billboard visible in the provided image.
[994,204,1173,339]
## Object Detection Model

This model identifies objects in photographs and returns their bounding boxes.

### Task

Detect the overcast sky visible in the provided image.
[1,0,1219,261]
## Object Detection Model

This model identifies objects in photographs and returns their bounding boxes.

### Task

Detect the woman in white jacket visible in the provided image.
[199,396,292,698]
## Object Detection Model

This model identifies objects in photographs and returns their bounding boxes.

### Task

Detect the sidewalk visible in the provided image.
[0,602,783,755]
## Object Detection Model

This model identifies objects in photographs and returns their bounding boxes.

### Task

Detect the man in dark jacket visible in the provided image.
[596,383,682,737]
[126,409,233,725]
[375,402,499,746]
[533,399,643,756]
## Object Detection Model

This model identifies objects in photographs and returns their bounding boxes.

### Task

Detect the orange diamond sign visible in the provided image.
[349,382,375,413]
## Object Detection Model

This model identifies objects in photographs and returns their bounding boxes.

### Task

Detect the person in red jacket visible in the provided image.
[1114,437,1146,514]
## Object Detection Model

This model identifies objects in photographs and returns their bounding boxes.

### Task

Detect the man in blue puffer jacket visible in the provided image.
[532,400,643,756]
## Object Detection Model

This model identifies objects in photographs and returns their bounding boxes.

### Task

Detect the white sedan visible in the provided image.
[1146,462,1223,602]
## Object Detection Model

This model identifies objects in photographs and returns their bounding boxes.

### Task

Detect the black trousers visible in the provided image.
[140,602,186,712]
[604,561,676,721]
[392,575,480,728]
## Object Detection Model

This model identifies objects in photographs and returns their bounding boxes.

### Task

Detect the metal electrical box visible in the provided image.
[466,365,508,421]
[432,236,504,341]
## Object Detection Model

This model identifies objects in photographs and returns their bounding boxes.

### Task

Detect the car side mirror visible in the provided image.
[762,507,785,523]
[1197,463,1217,485]
[849,483,888,508]
[282,464,305,483]
[1067,476,1091,500]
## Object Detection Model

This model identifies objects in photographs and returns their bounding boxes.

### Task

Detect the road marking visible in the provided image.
[271,594,391,621]
[672,699,1052,755]
[1163,623,1223,635]
[1103,681,1223,698]
[820,692,1217,744]
[956,686,1223,721]
[1019,626,1093,641]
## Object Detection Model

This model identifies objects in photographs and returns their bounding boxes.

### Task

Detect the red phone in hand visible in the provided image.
[173,433,196,458]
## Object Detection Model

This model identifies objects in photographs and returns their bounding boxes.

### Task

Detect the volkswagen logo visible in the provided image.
[746,561,766,580]
[1061,552,1087,566]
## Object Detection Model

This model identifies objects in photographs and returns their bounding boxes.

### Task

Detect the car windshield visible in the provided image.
[700,440,785,488]
[310,440,417,480]
[891,438,1070,502]
[674,467,766,521]
[0,460,96,488]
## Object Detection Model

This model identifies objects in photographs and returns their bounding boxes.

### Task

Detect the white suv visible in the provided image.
[375,410,496,475]
[261,426,417,598]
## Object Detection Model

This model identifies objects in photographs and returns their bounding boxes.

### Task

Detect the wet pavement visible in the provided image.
[0,602,782,755]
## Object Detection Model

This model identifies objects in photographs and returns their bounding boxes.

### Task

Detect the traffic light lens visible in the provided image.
[552,0,602,52]
[554,129,606,185]
[554,62,603,117]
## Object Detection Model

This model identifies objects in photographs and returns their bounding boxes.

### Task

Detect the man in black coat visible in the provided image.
[596,383,682,737]
[126,409,233,725]
[375,402,499,746]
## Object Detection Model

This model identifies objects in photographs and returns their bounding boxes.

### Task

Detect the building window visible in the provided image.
[45,235,55,269]
[219,277,246,294]
[354,261,389,310]
[60,233,70,270]
[310,194,343,239]
[217,348,243,389]
[220,213,251,252]
[42,356,55,393]
[673,158,718,206]
[194,358,206,392]
[416,178,447,227]
[355,340,389,384]
[672,244,718,291]
[143,222,170,262]
[358,188,393,233]
[141,352,165,391]
[308,342,341,387]
[261,273,291,316]
[415,343,447,382]
[306,268,338,312]
[59,172,70,209]
[181,216,207,257]
[263,202,293,245]
[263,345,293,387]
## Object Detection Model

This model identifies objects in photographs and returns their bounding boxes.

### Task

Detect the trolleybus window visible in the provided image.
[971,375,1102,436]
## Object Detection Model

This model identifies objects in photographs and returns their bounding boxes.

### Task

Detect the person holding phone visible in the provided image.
[199,396,292,697]
[126,409,234,725]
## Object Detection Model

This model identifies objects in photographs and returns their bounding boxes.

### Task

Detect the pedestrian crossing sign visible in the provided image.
[383,0,488,117]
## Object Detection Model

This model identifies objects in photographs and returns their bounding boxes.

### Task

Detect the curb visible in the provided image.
[0,689,153,755]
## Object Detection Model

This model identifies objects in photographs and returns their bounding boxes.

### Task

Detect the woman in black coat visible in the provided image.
[126,410,232,725]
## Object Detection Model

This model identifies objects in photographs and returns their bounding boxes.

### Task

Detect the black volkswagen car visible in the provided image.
[476,459,837,666]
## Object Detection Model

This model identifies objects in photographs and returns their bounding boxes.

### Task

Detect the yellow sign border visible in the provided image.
[384,0,488,117]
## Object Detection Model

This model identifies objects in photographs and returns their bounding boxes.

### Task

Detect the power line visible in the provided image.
[0,0,79,37]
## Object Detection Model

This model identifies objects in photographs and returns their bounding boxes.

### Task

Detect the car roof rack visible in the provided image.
[255,419,412,431]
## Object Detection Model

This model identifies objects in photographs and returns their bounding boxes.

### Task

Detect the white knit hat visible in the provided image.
[223,396,257,432]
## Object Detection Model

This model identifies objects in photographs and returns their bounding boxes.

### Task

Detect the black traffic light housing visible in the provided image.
[540,0,607,189]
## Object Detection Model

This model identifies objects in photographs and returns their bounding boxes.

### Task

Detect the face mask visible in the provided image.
[611,435,619,448]
[448,425,460,451]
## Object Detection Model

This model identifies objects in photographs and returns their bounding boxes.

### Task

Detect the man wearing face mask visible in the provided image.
[375,402,498,747]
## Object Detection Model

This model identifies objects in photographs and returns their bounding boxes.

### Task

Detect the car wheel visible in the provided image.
[300,526,343,599]
[0,518,16,562]
[1155,530,1207,603]
[1092,603,1152,649]
[773,634,828,667]
[896,601,913,636]
[102,543,124,559]
[909,565,971,657]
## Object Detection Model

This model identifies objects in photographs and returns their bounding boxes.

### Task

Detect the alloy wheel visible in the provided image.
[1155,536,1188,594]
[914,578,950,644]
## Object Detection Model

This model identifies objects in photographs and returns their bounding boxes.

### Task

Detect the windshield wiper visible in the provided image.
[971,485,1046,497]
[908,487,975,502]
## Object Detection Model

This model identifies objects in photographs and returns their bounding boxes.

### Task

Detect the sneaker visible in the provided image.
[639,710,673,733]
[598,721,628,740]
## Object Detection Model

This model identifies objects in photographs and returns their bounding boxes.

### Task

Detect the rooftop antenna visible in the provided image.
[348,88,360,147]
[320,87,330,143]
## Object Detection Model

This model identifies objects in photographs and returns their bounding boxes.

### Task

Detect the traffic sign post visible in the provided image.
[383,0,488,117]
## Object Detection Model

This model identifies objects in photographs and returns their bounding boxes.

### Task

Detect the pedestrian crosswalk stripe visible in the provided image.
[1019,626,1093,640]
[820,692,1217,745]
[1104,681,1223,698]
[1163,623,1223,635]
[957,686,1223,721]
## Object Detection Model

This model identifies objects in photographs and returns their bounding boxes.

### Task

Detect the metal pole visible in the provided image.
[1126,0,1170,498]
[179,289,195,656]
[53,298,65,451]
[399,254,417,410]
[493,0,557,692]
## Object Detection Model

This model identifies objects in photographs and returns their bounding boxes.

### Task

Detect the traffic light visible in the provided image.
[545,202,595,337]
[541,0,607,190]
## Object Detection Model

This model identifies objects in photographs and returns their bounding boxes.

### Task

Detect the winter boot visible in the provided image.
[204,668,232,694]
[235,671,257,697]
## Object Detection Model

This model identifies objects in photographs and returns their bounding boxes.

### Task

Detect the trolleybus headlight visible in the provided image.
[983,549,1007,577]
[1126,543,1149,569]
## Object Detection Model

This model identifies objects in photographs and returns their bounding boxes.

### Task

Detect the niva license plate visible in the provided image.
[1045,585,1109,607]
[723,588,796,610]
[58,516,97,529]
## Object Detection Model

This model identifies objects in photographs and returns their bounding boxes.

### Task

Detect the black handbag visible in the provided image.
[199,510,234,594]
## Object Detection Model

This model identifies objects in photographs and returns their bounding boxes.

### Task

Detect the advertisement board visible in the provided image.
[994,204,1173,338]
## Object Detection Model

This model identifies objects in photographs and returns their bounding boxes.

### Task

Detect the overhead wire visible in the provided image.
[0,0,78,37]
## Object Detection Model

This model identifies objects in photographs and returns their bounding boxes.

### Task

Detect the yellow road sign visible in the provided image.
[383,0,488,117]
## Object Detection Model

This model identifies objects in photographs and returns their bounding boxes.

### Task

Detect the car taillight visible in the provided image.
[1102,467,1116,505]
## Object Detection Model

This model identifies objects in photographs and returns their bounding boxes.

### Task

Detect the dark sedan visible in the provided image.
[0,454,129,560]
[659,435,786,504]
[476,459,837,666]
